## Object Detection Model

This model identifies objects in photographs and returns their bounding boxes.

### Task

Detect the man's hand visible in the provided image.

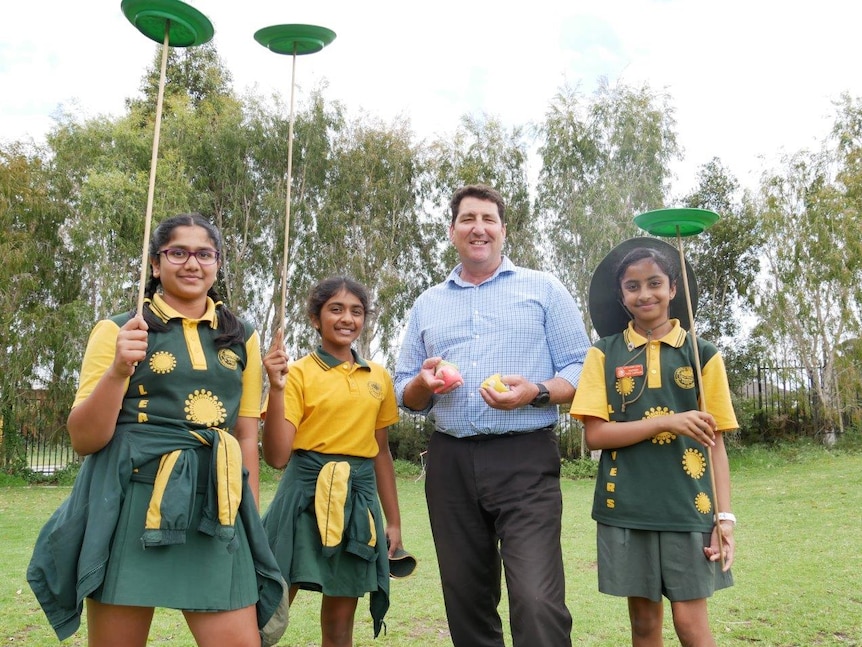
[479,374,536,410]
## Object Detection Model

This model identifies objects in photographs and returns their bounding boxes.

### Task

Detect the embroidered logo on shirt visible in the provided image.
[218,349,239,370]
[674,366,695,389]
[368,381,384,401]
[149,351,176,374]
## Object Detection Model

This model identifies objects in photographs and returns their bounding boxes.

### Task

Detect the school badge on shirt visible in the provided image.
[674,366,695,389]
[368,381,384,401]
[218,348,239,370]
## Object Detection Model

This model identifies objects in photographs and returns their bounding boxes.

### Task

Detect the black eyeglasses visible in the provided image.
[158,248,220,266]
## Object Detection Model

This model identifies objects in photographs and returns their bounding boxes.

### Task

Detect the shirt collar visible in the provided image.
[310,345,370,371]
[147,293,219,329]
[623,318,687,349]
[446,256,516,288]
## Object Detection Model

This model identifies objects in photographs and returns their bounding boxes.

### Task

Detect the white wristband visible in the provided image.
[716,512,737,525]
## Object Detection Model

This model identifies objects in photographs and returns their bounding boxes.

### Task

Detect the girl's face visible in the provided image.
[151,225,220,315]
[620,258,676,332]
[312,288,365,355]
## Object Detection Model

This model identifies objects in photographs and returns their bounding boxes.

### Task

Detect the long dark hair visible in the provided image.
[141,213,245,348]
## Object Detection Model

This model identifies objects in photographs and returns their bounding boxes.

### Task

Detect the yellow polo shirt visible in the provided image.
[281,348,399,458]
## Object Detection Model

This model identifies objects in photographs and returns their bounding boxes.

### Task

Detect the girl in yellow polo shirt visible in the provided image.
[261,276,403,643]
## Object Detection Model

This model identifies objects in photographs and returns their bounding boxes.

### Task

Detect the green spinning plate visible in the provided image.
[634,207,720,237]
[254,24,336,55]
[121,0,214,47]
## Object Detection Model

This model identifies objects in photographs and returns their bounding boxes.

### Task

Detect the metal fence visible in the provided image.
[23,432,79,475]
[10,362,858,475]
[2,390,79,475]
[738,363,857,440]
[742,364,819,434]
[389,409,586,462]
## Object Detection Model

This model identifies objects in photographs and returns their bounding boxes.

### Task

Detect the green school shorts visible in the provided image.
[596,522,734,602]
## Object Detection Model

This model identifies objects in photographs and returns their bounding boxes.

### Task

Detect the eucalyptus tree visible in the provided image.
[754,140,861,436]
[278,108,434,365]
[423,114,538,270]
[0,143,83,462]
[535,79,680,331]
[256,89,344,352]
[49,45,235,324]
[681,158,764,390]
[828,93,862,419]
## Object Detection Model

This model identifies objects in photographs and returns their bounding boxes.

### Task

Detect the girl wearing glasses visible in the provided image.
[29,213,286,647]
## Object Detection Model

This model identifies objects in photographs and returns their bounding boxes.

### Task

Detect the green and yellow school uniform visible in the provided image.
[76,294,263,610]
[263,347,399,636]
[571,320,737,532]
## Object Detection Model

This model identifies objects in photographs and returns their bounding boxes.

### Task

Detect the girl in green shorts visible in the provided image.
[261,276,404,646]
[570,239,737,647]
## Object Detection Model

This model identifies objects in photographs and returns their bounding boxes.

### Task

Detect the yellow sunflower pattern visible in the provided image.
[682,448,707,478]
[643,406,677,444]
[184,389,227,426]
[694,491,712,514]
[615,376,635,397]
[149,351,177,374]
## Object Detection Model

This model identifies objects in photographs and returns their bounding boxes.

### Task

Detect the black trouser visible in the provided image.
[425,429,573,647]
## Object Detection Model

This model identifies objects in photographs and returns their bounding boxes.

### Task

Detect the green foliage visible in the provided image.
[682,158,763,348]
[392,458,423,479]
[386,415,433,464]
[0,142,82,468]
[258,461,283,486]
[536,79,681,327]
[560,457,599,480]
[753,123,862,434]
[6,451,861,645]
[424,114,540,270]
[0,471,28,486]
[284,110,437,364]
[834,423,862,451]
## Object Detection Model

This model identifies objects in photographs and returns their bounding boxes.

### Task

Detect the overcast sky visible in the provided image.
[2,0,860,198]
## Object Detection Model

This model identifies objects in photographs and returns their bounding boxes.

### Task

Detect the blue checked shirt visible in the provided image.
[394,257,591,437]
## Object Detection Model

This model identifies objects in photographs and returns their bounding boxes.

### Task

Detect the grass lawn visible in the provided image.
[2,446,860,646]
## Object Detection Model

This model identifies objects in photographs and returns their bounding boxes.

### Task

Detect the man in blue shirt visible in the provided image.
[395,184,590,647]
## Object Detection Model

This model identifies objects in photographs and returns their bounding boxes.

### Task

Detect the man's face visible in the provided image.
[449,196,506,271]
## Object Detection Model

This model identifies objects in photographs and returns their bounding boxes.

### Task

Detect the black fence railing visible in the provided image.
[9,361,858,475]
[739,363,856,441]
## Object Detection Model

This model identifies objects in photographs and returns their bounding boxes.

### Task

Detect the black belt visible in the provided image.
[459,425,555,441]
